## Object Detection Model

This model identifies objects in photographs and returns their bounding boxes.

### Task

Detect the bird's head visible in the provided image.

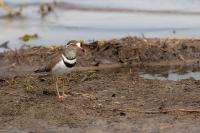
[63,40,85,58]
[65,40,84,52]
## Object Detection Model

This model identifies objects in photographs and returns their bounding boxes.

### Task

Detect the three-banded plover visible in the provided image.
[35,40,84,99]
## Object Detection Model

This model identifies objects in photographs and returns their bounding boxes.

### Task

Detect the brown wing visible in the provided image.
[34,53,62,73]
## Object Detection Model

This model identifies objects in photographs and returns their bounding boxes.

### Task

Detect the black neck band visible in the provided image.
[62,58,76,68]
[62,54,77,68]
[63,60,76,68]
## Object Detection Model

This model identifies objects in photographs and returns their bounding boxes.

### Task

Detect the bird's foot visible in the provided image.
[58,91,70,100]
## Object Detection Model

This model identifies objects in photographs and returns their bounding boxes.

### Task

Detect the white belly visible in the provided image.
[52,59,74,75]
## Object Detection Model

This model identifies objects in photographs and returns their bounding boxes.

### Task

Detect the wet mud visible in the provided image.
[1,37,200,132]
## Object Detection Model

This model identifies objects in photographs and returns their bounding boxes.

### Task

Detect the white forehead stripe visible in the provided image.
[76,42,81,48]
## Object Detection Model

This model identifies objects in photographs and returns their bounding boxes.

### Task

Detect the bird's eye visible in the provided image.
[66,43,73,47]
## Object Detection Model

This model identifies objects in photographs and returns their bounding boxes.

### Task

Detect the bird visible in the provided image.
[0,0,23,17]
[0,40,10,49]
[35,40,84,99]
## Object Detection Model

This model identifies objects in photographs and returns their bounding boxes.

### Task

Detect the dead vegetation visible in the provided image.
[1,37,200,70]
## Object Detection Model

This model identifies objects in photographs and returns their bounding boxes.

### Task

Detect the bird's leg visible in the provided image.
[51,75,68,99]
[61,77,69,97]
[55,76,62,98]
[62,78,67,97]
[62,78,65,89]
[66,74,70,83]
[65,74,71,93]
[55,76,69,99]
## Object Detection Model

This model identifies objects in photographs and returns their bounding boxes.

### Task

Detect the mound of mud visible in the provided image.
[86,37,200,65]
[1,37,200,70]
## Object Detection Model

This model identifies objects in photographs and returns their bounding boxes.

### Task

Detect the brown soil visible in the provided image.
[1,36,200,132]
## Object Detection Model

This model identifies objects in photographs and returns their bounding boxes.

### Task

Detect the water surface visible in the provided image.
[1,0,200,48]
[139,65,200,81]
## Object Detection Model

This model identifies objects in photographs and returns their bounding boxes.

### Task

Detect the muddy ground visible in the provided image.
[1,37,200,132]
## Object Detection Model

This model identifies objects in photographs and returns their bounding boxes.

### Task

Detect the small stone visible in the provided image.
[120,112,126,116]
[111,94,116,97]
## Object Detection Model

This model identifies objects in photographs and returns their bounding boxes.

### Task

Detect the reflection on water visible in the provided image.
[1,0,200,48]
[139,64,200,81]
[99,64,200,81]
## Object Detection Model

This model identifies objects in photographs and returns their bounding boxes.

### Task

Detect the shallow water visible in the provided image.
[139,65,200,81]
[6,0,200,12]
[1,0,200,48]
[98,64,200,81]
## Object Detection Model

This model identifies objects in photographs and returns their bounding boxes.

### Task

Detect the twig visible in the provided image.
[164,108,200,113]
[99,108,200,114]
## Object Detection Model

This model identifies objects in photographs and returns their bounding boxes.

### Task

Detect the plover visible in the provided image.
[35,40,84,99]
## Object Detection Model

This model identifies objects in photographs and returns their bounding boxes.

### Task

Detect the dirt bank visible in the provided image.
[1,37,200,70]
[1,37,200,132]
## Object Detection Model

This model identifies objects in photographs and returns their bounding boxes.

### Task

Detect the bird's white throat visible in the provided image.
[52,54,76,74]
[62,54,76,64]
